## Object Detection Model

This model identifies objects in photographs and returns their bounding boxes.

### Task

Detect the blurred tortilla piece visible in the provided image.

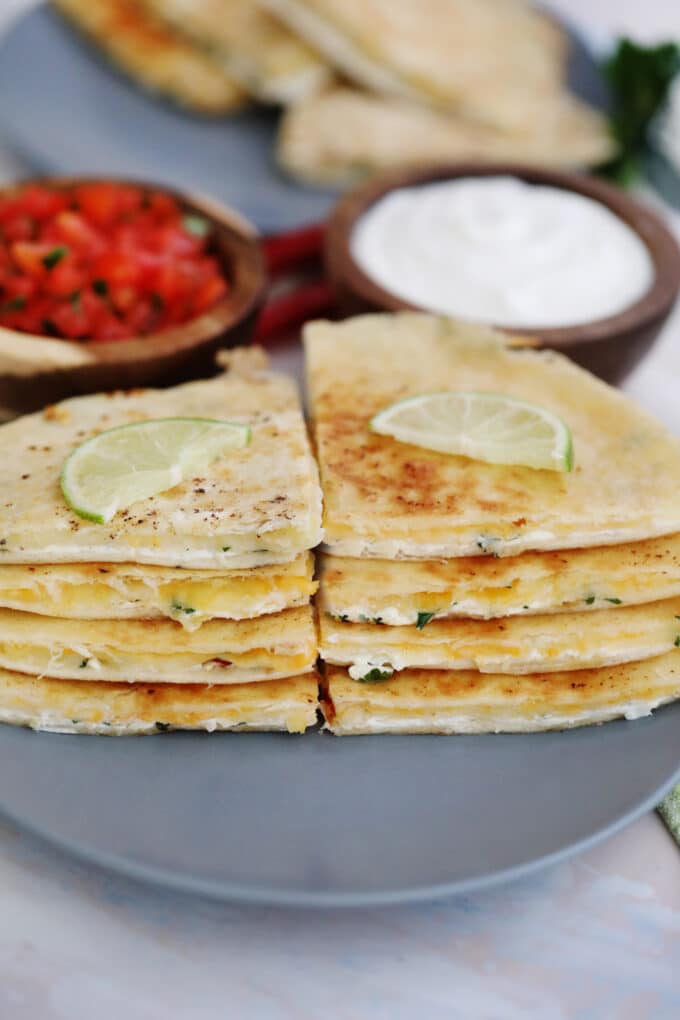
[140,0,331,104]
[0,668,319,735]
[322,654,680,734]
[53,0,247,113]
[260,0,569,127]
[278,87,615,186]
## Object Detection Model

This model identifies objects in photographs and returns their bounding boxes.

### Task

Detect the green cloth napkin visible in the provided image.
[658,784,680,844]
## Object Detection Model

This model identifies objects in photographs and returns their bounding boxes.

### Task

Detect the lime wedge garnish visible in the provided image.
[61,418,251,523]
[370,392,573,472]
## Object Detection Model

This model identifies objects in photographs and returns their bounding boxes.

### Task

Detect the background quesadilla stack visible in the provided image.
[53,0,329,112]
[0,349,322,735]
[53,0,614,175]
[269,0,615,182]
[305,313,680,734]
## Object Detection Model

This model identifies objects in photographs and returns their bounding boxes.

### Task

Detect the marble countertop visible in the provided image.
[0,2,678,1017]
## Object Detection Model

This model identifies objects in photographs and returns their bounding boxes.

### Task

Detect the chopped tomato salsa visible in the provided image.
[0,183,229,341]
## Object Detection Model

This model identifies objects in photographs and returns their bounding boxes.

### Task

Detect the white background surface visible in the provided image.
[0,2,678,1018]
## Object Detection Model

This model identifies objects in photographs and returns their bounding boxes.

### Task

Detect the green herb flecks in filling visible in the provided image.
[171,601,195,615]
[358,667,394,683]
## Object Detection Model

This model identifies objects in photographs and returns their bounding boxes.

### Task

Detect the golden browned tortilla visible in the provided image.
[277,87,614,186]
[322,652,680,734]
[319,595,680,675]
[140,0,331,104]
[318,535,680,623]
[260,0,567,127]
[0,350,322,567]
[305,314,680,559]
[0,668,319,735]
[53,0,247,113]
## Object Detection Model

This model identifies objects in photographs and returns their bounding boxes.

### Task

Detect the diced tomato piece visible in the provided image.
[9,241,55,276]
[52,211,106,256]
[92,312,131,341]
[191,275,228,315]
[74,183,142,227]
[147,191,179,220]
[2,215,35,242]
[154,224,203,257]
[48,301,88,340]
[42,260,87,298]
[108,284,137,313]
[2,275,37,301]
[19,185,69,221]
[0,183,227,341]
[0,196,22,224]
[91,250,142,288]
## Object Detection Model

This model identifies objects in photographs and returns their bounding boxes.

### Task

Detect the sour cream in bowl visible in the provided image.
[325,164,680,383]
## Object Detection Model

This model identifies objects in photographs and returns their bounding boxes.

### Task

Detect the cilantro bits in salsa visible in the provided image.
[0,183,229,341]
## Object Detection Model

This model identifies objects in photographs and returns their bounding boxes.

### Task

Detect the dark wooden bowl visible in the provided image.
[325,163,680,384]
[0,177,267,416]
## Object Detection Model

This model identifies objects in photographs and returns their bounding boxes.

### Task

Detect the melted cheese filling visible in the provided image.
[0,574,317,627]
[0,643,315,683]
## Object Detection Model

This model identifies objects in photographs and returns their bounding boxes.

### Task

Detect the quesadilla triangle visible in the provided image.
[0,553,317,630]
[0,349,322,567]
[53,0,247,114]
[261,0,575,129]
[305,314,680,558]
[0,668,319,735]
[319,596,680,675]
[319,535,680,623]
[277,88,614,187]
[321,653,680,735]
[140,0,331,105]
[0,605,317,684]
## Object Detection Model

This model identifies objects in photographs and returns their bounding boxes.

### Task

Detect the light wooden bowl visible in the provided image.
[0,177,267,416]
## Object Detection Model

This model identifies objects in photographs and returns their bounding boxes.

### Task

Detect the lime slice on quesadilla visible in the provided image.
[370,392,573,472]
[61,418,251,524]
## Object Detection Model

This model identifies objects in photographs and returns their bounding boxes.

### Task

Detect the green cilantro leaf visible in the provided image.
[42,246,68,270]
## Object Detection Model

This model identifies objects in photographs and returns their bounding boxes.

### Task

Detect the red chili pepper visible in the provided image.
[262,223,324,277]
[253,279,336,344]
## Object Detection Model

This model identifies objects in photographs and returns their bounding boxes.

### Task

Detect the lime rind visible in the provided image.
[61,417,251,524]
[370,391,573,473]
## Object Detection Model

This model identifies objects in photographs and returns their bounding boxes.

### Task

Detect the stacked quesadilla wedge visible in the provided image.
[305,313,680,734]
[0,349,322,735]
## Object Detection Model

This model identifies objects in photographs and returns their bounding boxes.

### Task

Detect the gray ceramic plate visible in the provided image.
[0,704,678,906]
[0,7,676,909]
[0,5,608,233]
